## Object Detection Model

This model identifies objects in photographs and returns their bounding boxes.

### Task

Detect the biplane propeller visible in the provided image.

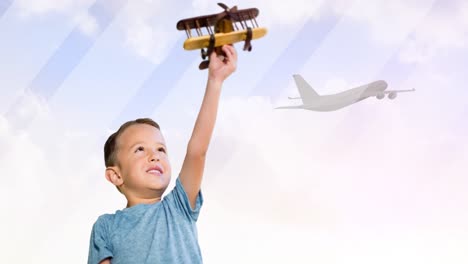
[216,3,238,20]
[176,3,267,70]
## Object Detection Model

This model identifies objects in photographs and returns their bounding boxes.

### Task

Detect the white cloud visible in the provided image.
[327,0,468,63]
[73,10,99,36]
[119,1,182,64]
[5,90,51,129]
[13,0,467,64]
[191,0,465,64]
[0,93,114,263]
[13,0,182,63]
[191,0,327,27]
[4,2,468,263]
[2,73,467,263]
[15,0,98,36]
[398,1,468,63]
[335,1,431,45]
[195,81,468,263]
[15,0,91,15]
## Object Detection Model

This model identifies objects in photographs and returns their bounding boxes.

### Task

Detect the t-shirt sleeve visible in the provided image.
[166,177,204,221]
[87,215,113,264]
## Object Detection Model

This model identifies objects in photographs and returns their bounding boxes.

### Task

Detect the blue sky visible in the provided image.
[1,0,467,263]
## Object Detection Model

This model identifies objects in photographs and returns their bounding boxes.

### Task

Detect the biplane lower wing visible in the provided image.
[183,27,267,50]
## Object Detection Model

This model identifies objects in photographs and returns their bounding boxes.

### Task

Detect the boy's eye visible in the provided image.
[158,147,166,153]
[135,146,144,152]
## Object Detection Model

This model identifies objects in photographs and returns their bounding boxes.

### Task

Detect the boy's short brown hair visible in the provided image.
[104,118,160,167]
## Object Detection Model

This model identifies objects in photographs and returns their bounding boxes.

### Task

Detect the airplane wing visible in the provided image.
[377,88,415,99]
[275,105,303,109]
[382,88,416,94]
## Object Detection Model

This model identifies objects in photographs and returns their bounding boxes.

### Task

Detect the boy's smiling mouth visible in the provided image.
[146,165,164,176]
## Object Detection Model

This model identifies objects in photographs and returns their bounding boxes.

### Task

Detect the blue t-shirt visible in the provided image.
[88,178,203,264]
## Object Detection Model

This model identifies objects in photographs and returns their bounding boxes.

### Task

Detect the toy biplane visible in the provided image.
[176,3,267,70]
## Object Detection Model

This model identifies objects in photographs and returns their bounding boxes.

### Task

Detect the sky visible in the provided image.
[0,0,467,263]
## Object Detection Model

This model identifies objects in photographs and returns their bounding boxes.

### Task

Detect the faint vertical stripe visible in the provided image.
[30,0,127,99]
[111,37,190,127]
[5,0,127,129]
[249,15,341,98]
[0,0,13,18]
[337,0,441,136]
[374,0,440,87]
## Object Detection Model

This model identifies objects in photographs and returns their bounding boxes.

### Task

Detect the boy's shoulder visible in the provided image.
[91,206,148,237]
[96,212,114,222]
[92,213,114,231]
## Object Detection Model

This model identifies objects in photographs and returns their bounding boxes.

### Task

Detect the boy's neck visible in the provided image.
[126,196,162,208]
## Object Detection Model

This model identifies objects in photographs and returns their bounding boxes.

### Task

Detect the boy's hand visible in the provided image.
[208,45,237,83]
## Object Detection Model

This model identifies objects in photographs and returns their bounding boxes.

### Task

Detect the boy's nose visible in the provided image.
[149,151,160,162]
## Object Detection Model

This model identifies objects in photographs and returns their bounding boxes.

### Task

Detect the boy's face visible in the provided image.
[113,123,171,198]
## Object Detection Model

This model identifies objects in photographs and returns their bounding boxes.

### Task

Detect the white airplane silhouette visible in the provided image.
[275,74,415,111]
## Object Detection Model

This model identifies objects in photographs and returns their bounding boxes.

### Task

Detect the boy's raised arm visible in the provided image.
[179,45,237,209]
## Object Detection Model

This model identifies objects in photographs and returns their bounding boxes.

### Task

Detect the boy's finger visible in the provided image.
[223,45,236,60]
[221,45,229,58]
[227,45,236,56]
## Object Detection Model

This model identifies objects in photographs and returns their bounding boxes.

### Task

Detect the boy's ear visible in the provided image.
[105,167,123,187]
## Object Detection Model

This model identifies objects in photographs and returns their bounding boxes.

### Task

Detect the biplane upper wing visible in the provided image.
[176,8,259,30]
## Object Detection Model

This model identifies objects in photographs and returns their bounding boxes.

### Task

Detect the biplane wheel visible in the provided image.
[199,60,210,70]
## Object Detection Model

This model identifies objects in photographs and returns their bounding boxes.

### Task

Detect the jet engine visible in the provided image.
[388,92,397,100]
[376,93,385,100]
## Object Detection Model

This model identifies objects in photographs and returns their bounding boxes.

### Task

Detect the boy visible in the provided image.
[88,45,237,264]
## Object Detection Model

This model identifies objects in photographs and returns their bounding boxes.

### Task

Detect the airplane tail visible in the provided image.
[293,74,320,105]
